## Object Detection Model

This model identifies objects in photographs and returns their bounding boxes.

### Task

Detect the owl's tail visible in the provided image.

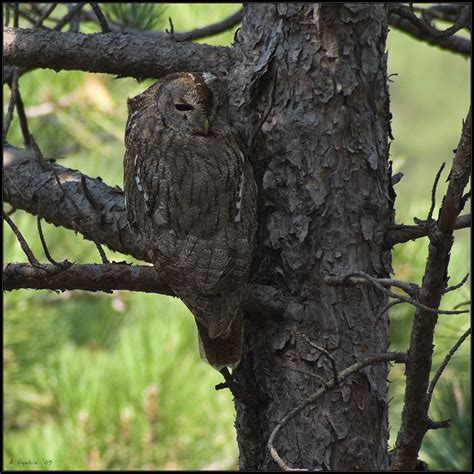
[195,314,244,371]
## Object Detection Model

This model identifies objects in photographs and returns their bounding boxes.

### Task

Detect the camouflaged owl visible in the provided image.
[124,72,257,370]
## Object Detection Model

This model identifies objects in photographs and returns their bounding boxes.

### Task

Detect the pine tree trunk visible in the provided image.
[230,4,393,470]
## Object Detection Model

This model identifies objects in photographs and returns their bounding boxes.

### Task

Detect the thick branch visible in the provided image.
[3,26,232,79]
[3,145,149,262]
[391,109,471,471]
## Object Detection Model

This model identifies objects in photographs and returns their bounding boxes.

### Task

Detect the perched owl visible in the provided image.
[123,72,257,370]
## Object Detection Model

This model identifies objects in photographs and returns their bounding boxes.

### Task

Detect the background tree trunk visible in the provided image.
[231,4,394,470]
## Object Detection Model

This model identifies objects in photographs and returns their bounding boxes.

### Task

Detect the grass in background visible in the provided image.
[4,4,470,471]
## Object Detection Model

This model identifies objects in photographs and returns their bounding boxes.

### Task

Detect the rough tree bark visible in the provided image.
[229,4,393,470]
[4,4,400,471]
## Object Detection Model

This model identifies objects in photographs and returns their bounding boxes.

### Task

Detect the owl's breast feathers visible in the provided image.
[124,113,257,369]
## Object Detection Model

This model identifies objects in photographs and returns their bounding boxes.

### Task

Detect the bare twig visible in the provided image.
[13,85,32,148]
[427,162,445,221]
[453,300,470,310]
[4,211,41,266]
[172,9,243,42]
[13,2,19,28]
[94,241,109,264]
[324,271,468,315]
[388,9,471,57]
[444,273,470,294]
[385,213,471,247]
[3,67,19,146]
[37,216,71,268]
[165,16,174,37]
[389,3,471,40]
[3,63,32,148]
[5,3,10,26]
[54,3,86,31]
[418,4,471,29]
[375,299,404,319]
[35,4,57,28]
[426,327,471,414]
[79,8,242,42]
[268,352,408,471]
[90,3,110,32]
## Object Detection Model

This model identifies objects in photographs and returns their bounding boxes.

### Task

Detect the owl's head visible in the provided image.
[128,72,228,137]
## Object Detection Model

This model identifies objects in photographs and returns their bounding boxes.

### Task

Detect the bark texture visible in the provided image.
[3,26,232,78]
[231,4,393,470]
[4,4,396,470]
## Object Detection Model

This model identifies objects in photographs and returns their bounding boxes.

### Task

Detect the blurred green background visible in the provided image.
[3,4,470,471]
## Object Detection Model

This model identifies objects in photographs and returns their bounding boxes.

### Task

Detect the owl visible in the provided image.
[123,72,257,371]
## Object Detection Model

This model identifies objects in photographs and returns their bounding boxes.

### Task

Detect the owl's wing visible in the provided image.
[124,113,256,361]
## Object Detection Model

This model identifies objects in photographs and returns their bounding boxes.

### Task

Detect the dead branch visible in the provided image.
[391,108,471,471]
[3,211,41,266]
[172,9,243,42]
[3,262,172,295]
[268,352,408,471]
[426,327,471,414]
[53,3,86,31]
[3,26,233,79]
[388,3,471,57]
[89,3,110,33]
[324,271,468,316]
[384,213,470,247]
[79,7,242,42]
[3,262,287,320]
[37,216,71,268]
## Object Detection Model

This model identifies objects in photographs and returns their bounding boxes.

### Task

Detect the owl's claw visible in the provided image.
[216,367,256,406]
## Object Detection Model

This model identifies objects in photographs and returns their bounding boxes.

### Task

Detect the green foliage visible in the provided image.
[422,378,471,470]
[3,4,470,471]
[4,293,238,470]
[102,4,166,31]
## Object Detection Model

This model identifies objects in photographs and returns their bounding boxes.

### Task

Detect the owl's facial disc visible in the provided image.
[168,97,209,136]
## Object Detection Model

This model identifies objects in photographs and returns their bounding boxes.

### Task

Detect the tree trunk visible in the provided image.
[231,4,393,470]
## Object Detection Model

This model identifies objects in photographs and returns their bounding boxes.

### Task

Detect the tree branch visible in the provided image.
[81,8,243,42]
[391,108,471,471]
[4,145,295,320]
[3,262,172,294]
[3,26,233,79]
[171,9,243,42]
[384,213,470,247]
[3,262,287,320]
[3,145,149,263]
[388,4,471,57]
[426,327,471,414]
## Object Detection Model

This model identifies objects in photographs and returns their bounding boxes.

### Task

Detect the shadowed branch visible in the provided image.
[3,26,233,79]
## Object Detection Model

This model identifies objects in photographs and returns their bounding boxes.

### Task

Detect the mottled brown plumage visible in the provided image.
[123,72,257,370]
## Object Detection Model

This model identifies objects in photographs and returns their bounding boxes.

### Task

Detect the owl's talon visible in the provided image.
[216,367,259,407]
